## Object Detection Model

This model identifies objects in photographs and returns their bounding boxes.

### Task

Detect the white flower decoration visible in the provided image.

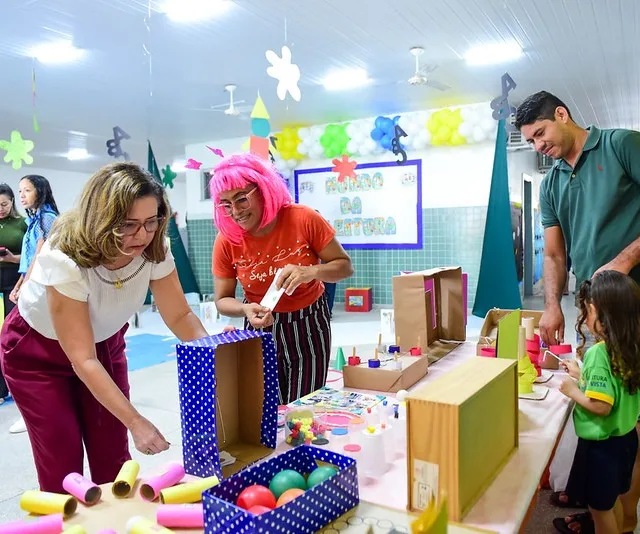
[265,45,301,102]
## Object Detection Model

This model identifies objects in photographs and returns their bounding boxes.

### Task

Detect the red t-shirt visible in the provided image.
[213,204,336,313]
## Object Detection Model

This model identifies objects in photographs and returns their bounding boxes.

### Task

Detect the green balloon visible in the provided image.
[269,470,307,499]
[307,466,338,488]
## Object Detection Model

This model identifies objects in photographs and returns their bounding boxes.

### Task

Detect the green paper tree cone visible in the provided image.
[334,347,346,371]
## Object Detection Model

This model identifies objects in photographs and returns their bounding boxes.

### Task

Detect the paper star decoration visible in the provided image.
[0,130,34,170]
[266,46,301,102]
[332,155,358,183]
[161,165,177,189]
[206,145,224,158]
[185,158,203,170]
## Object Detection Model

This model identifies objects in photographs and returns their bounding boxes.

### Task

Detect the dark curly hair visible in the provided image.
[576,271,640,394]
[514,91,573,130]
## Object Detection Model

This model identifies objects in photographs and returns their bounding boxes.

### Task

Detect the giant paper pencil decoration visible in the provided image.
[249,95,271,160]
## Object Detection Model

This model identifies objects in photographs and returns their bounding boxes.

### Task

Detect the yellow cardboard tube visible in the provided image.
[160,475,220,504]
[20,490,78,518]
[64,527,87,534]
[112,460,140,498]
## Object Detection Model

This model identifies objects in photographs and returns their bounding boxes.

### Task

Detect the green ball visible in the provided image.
[307,466,338,488]
[269,469,307,499]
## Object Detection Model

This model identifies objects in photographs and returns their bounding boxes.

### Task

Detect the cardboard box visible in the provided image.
[345,287,373,312]
[203,445,359,534]
[393,267,466,362]
[343,354,429,393]
[406,357,518,521]
[476,309,543,355]
[177,330,279,480]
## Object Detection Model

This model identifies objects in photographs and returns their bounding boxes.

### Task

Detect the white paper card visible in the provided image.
[260,268,286,310]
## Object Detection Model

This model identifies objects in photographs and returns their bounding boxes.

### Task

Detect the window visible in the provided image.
[201,170,213,201]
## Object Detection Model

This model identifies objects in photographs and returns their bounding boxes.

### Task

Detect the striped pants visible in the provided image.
[244,295,331,404]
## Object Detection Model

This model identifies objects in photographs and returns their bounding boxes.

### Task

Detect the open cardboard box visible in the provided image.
[393,267,466,364]
[177,330,279,480]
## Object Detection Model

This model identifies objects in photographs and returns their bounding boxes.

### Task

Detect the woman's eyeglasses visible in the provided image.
[216,188,257,216]
[119,217,164,236]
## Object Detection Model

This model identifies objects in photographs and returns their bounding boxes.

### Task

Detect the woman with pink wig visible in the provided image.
[211,153,353,403]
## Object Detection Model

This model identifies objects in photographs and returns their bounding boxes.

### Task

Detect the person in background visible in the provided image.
[516,90,640,533]
[314,210,337,318]
[0,163,209,493]
[210,153,353,404]
[556,272,640,534]
[7,175,60,433]
[0,183,27,405]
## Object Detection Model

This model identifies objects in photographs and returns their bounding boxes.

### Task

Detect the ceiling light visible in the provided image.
[322,68,371,91]
[66,148,90,161]
[464,42,522,66]
[163,0,230,23]
[29,41,85,65]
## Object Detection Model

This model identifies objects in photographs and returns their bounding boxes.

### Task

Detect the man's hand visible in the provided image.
[593,258,631,277]
[539,305,565,347]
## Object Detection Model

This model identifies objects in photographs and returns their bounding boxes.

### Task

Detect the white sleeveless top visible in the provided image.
[18,241,175,342]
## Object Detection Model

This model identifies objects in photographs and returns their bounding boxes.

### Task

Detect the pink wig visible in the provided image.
[210,153,292,244]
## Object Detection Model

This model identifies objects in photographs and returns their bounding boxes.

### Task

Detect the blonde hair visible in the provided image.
[49,162,170,268]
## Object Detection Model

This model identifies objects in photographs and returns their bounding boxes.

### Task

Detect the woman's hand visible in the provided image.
[277,265,317,295]
[242,302,274,328]
[129,415,170,455]
[0,249,18,264]
[9,286,20,304]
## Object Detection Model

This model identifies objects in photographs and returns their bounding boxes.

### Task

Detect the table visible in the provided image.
[45,342,572,533]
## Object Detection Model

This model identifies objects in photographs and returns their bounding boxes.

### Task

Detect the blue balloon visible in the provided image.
[381,134,392,150]
[380,118,393,132]
[374,116,386,130]
[392,115,401,125]
[370,128,384,141]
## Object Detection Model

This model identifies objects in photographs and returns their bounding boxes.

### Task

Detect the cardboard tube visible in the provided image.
[112,460,140,498]
[126,516,174,534]
[518,326,527,359]
[377,333,382,346]
[157,503,204,528]
[63,527,86,534]
[0,513,64,534]
[97,531,118,534]
[140,463,185,502]
[20,491,77,518]
[63,473,102,505]
[522,317,535,340]
[159,476,219,504]
[352,346,356,357]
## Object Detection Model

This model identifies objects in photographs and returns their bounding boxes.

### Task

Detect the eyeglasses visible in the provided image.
[119,217,164,236]
[216,188,257,216]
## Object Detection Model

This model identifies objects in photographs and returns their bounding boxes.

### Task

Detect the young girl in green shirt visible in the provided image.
[555,270,640,534]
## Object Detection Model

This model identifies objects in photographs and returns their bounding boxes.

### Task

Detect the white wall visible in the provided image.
[0,165,187,228]
[183,136,498,218]
[506,149,545,206]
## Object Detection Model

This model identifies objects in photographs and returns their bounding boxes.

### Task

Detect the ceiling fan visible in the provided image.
[406,47,450,91]
[191,84,252,119]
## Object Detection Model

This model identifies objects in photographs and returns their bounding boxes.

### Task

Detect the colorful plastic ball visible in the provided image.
[307,466,338,488]
[236,485,276,510]
[269,470,307,499]
[247,505,272,515]
[276,488,305,507]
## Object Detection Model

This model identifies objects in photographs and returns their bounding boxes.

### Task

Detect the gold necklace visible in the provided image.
[94,260,147,289]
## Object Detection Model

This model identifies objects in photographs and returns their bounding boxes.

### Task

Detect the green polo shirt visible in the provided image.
[573,342,640,440]
[539,126,640,287]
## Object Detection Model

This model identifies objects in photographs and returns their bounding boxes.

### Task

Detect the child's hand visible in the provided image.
[560,359,581,379]
[222,326,237,332]
[559,376,579,398]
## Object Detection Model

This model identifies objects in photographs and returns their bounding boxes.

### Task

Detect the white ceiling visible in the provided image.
[1,0,639,174]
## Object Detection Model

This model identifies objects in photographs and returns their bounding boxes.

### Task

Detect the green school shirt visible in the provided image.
[573,342,640,440]
[539,126,640,288]
[0,215,27,270]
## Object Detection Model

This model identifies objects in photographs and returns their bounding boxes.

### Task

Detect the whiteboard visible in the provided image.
[294,159,422,249]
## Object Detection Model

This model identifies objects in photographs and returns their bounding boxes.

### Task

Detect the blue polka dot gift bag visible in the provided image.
[177,329,279,479]
[203,445,359,534]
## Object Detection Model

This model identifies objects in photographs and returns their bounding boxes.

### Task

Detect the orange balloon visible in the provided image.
[276,488,305,507]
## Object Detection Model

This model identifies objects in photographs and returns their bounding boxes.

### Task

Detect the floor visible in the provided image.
[0,293,616,533]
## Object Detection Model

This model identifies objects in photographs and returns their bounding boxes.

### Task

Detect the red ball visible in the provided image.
[247,505,272,515]
[236,485,276,511]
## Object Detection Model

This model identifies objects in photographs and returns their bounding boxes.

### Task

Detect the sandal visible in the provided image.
[550,491,586,509]
[552,512,594,534]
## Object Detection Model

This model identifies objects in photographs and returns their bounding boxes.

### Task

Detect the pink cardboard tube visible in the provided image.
[479,347,496,357]
[98,531,118,534]
[63,472,102,505]
[140,463,185,502]
[550,344,572,355]
[0,513,63,534]
[157,503,204,528]
[525,338,540,353]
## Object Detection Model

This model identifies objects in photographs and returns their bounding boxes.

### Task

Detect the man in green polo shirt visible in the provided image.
[516,90,640,533]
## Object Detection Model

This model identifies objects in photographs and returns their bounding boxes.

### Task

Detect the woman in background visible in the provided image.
[0,184,27,404]
[7,175,59,434]
[210,153,353,404]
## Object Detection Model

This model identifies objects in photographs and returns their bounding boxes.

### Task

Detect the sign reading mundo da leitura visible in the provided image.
[294,159,423,249]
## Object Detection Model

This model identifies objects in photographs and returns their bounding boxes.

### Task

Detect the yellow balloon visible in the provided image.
[275,127,303,160]
[449,132,467,146]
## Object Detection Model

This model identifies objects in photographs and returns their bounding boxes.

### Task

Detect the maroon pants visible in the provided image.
[0,308,131,493]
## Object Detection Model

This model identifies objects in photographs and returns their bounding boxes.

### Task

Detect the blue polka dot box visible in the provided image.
[203,445,359,534]
[176,329,280,480]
